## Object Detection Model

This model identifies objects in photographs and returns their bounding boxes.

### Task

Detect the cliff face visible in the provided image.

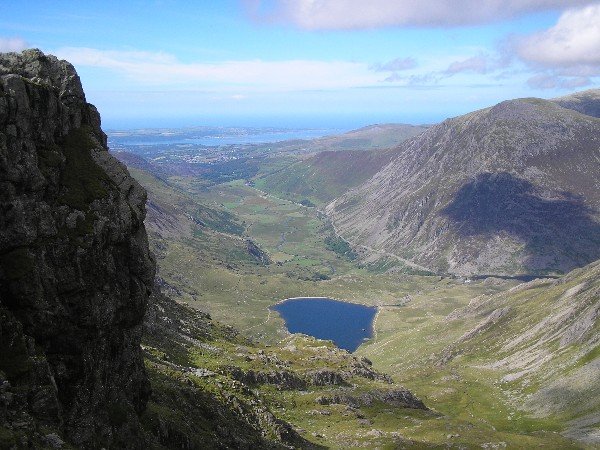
[0,50,155,447]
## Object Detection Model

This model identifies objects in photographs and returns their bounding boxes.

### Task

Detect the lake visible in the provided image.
[271,297,377,352]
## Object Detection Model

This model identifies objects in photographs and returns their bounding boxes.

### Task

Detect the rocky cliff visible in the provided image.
[327,94,600,276]
[0,49,155,447]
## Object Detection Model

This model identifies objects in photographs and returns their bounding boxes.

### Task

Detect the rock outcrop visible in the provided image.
[0,50,155,447]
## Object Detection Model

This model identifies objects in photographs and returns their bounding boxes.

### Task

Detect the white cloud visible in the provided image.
[0,37,28,52]
[517,4,600,68]
[255,0,595,30]
[527,74,560,89]
[54,47,381,91]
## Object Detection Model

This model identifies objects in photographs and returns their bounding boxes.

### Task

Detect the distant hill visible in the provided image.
[256,148,396,204]
[327,94,600,276]
[268,123,429,155]
[256,123,429,204]
[303,123,430,152]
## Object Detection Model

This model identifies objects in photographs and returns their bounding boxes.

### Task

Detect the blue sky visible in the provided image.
[2,1,599,129]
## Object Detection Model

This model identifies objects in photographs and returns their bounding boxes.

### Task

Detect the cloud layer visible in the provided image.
[515,4,600,89]
[256,0,596,30]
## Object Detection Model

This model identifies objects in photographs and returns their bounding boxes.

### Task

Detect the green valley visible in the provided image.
[118,101,599,446]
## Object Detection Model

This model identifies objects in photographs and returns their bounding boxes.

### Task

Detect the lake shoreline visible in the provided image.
[271,297,378,352]
[271,296,376,307]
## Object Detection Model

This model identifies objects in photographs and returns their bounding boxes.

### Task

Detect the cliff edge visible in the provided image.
[0,49,155,447]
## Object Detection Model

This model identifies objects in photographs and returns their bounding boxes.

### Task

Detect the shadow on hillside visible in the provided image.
[441,172,600,272]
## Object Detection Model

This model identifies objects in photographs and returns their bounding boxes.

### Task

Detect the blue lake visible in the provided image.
[271,297,377,352]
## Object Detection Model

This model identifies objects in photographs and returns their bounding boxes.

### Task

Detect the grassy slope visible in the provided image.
[143,290,438,449]
[255,148,396,205]
[359,262,600,447]
[253,123,429,206]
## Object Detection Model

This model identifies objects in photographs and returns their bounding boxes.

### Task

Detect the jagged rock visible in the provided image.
[345,358,393,383]
[0,50,155,447]
[246,239,271,265]
[306,369,347,386]
[227,367,307,390]
[44,433,65,448]
[315,388,426,410]
[192,368,216,378]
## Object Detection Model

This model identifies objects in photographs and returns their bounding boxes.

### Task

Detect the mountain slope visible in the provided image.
[256,148,396,204]
[296,123,430,152]
[255,124,430,205]
[358,259,600,447]
[552,88,600,119]
[442,260,600,444]
[142,289,433,449]
[327,95,600,276]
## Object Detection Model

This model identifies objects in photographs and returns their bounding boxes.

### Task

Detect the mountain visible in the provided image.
[293,123,430,152]
[327,94,600,276]
[255,124,430,204]
[256,147,397,204]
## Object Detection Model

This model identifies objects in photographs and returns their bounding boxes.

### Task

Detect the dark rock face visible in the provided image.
[442,172,600,270]
[246,239,271,265]
[0,50,155,447]
[228,367,308,390]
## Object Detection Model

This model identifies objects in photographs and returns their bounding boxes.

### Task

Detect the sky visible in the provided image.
[1,0,599,130]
